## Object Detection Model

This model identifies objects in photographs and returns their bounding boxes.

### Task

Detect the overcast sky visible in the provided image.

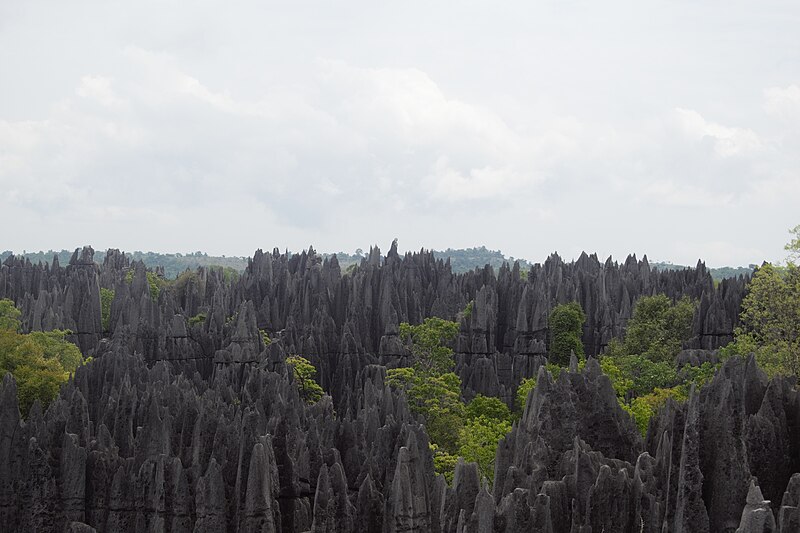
[1,1,798,267]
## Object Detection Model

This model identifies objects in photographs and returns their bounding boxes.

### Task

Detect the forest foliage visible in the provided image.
[548,302,586,366]
[0,299,87,415]
[721,226,800,377]
[286,355,325,405]
[599,295,709,434]
[387,315,514,484]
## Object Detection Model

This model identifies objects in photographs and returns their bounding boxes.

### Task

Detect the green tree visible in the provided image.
[606,295,695,363]
[286,355,325,404]
[430,444,459,484]
[1,335,66,415]
[608,354,677,397]
[1,302,87,416]
[27,330,83,374]
[599,356,634,398]
[515,377,536,414]
[598,294,715,434]
[389,316,464,452]
[458,395,512,483]
[623,386,688,436]
[388,368,465,452]
[0,299,21,332]
[389,311,518,483]
[100,288,114,331]
[399,317,460,375]
[548,302,586,366]
[727,262,800,376]
[786,224,800,263]
[457,416,511,483]
[465,394,511,422]
[218,266,240,283]
[188,313,206,327]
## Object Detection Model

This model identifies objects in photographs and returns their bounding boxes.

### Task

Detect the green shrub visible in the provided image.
[286,355,324,404]
[1,300,87,416]
[608,295,695,363]
[125,269,165,300]
[465,394,510,422]
[515,377,536,414]
[548,302,586,365]
[100,288,114,331]
[188,313,206,327]
[457,415,511,483]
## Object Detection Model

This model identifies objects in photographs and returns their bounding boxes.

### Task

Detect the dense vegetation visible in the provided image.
[431,246,532,273]
[720,225,800,377]
[599,227,800,433]
[599,295,715,434]
[548,301,586,365]
[0,299,87,415]
[381,225,800,478]
[386,314,515,484]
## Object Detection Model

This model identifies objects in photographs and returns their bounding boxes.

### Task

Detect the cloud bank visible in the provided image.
[1,1,798,267]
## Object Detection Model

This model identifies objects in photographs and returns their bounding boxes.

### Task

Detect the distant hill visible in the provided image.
[0,249,249,279]
[650,261,754,281]
[1,248,752,281]
[323,246,531,274]
[432,246,531,273]
[0,246,532,279]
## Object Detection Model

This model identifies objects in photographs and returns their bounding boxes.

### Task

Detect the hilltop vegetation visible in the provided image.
[0,249,249,279]
[651,261,754,281]
[3,247,751,281]
[431,246,532,273]
[0,246,531,278]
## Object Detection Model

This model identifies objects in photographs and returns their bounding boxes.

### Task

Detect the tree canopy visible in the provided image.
[388,312,514,485]
[724,262,800,377]
[548,302,586,366]
[605,295,695,363]
[786,224,800,263]
[0,299,21,332]
[389,317,463,452]
[286,355,325,404]
[719,226,800,377]
[601,294,701,434]
[399,317,460,375]
[100,288,114,331]
[0,299,87,416]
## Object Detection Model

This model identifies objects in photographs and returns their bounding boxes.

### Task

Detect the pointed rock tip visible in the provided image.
[746,478,766,505]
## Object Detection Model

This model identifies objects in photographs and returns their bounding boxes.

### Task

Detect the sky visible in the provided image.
[1,1,799,267]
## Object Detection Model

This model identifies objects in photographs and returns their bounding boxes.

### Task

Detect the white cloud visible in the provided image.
[765,85,800,120]
[76,76,125,108]
[1,0,799,267]
[674,108,764,157]
[425,157,525,202]
[639,179,734,208]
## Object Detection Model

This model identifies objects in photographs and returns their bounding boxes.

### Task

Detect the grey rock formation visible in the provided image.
[2,244,792,533]
[736,479,777,533]
[1,246,747,401]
